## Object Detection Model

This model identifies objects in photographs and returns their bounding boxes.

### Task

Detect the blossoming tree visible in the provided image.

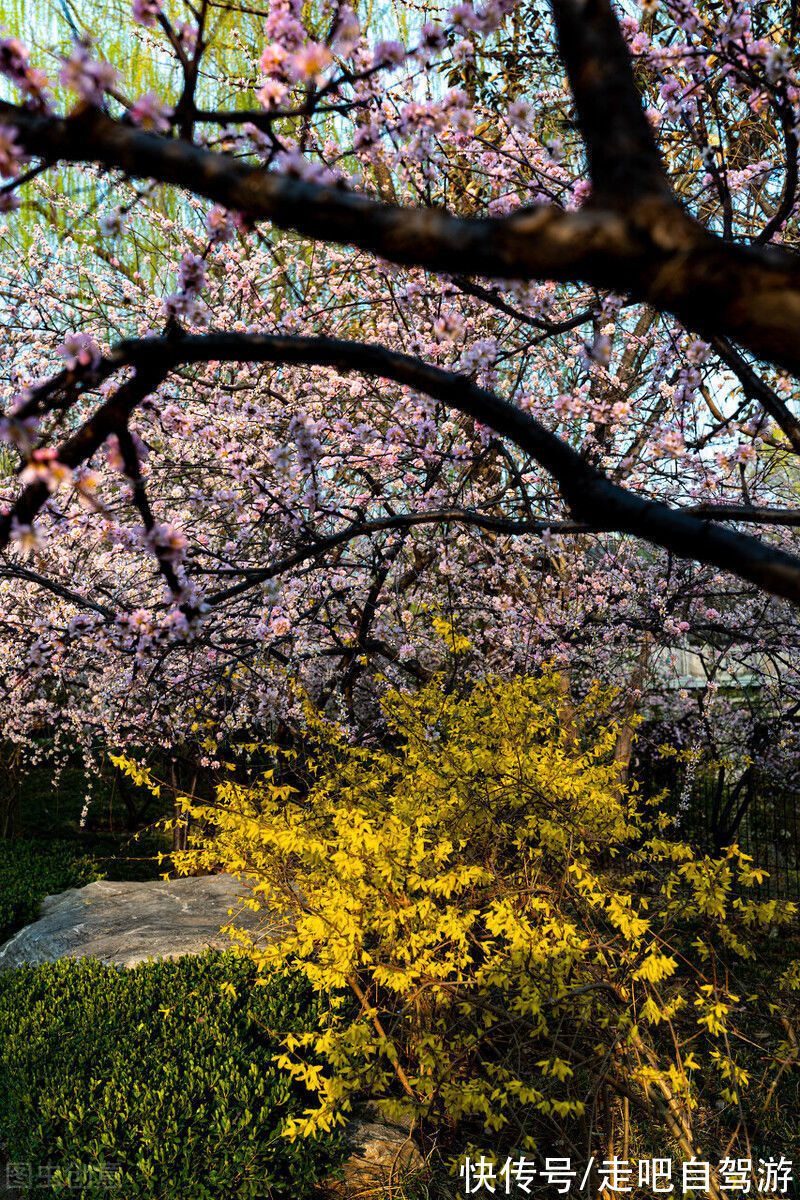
[1,0,800,794]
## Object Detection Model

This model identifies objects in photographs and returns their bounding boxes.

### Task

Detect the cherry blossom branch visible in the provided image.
[452,276,596,336]
[754,104,799,246]
[115,424,187,600]
[7,333,800,605]
[204,508,592,606]
[10,357,121,423]
[0,160,48,196]
[0,563,115,619]
[0,363,168,547]
[192,101,366,127]
[707,334,800,455]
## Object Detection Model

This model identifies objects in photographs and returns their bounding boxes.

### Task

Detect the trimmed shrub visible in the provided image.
[0,840,104,943]
[0,952,346,1198]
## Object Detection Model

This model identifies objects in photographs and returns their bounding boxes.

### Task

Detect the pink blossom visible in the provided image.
[178,23,198,54]
[9,518,40,552]
[450,3,479,32]
[659,76,683,116]
[0,35,50,107]
[206,204,235,244]
[0,36,29,83]
[274,148,338,184]
[129,92,172,133]
[99,208,127,237]
[177,252,207,296]
[125,608,153,632]
[288,411,321,468]
[508,100,533,130]
[161,292,208,323]
[474,0,504,35]
[765,45,790,84]
[20,450,73,493]
[59,45,118,104]
[419,23,446,51]
[57,332,101,371]
[433,311,465,342]
[258,79,289,109]
[105,434,125,472]
[333,7,360,56]
[290,42,332,83]
[656,429,687,460]
[0,187,20,212]
[260,42,289,78]
[149,522,188,563]
[0,412,38,451]
[372,41,406,68]
[132,0,161,27]
[269,444,293,472]
[572,179,592,204]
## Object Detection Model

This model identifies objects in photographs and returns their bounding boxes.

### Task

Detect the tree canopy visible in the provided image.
[1,0,800,782]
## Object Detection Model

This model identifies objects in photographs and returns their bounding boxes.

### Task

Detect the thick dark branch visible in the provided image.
[8,359,122,425]
[193,102,362,128]
[0,102,641,276]
[0,365,168,547]
[8,332,800,605]
[0,564,114,618]
[0,161,48,195]
[7,104,800,376]
[686,505,800,527]
[549,0,669,202]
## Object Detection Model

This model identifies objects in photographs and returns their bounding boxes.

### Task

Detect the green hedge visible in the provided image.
[0,840,104,943]
[0,952,346,1198]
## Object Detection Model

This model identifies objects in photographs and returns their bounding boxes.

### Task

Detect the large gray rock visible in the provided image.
[0,874,272,971]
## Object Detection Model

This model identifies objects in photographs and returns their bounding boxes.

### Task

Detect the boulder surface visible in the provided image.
[0,874,269,971]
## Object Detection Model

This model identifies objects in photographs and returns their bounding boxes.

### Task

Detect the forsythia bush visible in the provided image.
[121,670,800,1169]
